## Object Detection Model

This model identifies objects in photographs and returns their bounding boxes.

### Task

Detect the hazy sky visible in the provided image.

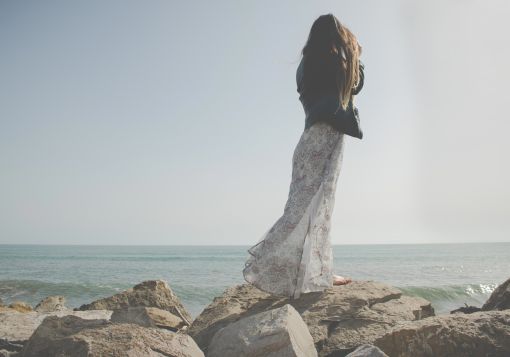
[1,0,509,245]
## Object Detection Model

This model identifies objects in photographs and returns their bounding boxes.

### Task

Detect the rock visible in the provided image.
[7,303,32,314]
[450,304,482,314]
[0,336,23,355]
[345,344,388,357]
[208,304,317,357]
[370,295,434,320]
[189,281,434,356]
[111,306,187,331]
[482,277,510,311]
[374,310,510,357]
[0,309,111,353]
[21,315,204,357]
[0,349,19,357]
[34,296,66,313]
[77,280,192,326]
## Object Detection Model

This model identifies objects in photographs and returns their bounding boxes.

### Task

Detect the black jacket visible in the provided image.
[296,57,364,139]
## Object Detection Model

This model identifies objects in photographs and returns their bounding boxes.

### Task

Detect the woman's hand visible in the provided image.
[351,60,364,95]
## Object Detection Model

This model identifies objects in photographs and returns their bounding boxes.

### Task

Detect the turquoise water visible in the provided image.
[0,243,508,317]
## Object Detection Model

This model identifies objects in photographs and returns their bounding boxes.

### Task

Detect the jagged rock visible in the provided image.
[34,296,66,313]
[370,295,434,320]
[374,310,510,357]
[21,315,204,357]
[111,306,187,331]
[7,303,32,314]
[0,349,19,357]
[346,344,388,357]
[450,304,482,314]
[0,309,111,353]
[483,277,510,311]
[0,336,23,355]
[208,304,317,357]
[77,280,192,326]
[189,281,434,356]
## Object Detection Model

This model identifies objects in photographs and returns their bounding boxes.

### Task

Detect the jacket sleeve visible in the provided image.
[331,96,363,139]
[351,60,365,96]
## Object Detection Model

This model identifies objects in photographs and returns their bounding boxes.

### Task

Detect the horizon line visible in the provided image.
[0,241,508,247]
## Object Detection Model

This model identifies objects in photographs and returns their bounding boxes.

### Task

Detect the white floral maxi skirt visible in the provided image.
[243,122,345,299]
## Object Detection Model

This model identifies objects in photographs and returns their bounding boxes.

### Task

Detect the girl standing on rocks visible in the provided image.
[243,13,365,299]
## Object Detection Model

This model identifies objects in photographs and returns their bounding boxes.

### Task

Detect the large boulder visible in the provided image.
[482,277,510,311]
[111,306,187,331]
[0,308,111,354]
[208,304,317,357]
[34,296,66,313]
[189,281,434,356]
[77,280,192,327]
[374,310,510,357]
[21,315,204,357]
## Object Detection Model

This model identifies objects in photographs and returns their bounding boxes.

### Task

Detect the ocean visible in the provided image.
[0,243,508,318]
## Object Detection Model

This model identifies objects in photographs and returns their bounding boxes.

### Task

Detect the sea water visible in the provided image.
[0,243,508,318]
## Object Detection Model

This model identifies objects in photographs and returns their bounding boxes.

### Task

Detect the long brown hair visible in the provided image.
[301,14,362,110]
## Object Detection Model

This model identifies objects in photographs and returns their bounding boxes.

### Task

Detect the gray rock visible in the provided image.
[111,306,188,331]
[34,296,66,313]
[208,304,317,357]
[0,337,23,354]
[346,344,388,357]
[374,310,510,357]
[0,309,111,352]
[77,280,192,326]
[21,315,204,357]
[0,349,19,357]
[189,280,434,356]
[483,277,510,311]
[450,304,482,314]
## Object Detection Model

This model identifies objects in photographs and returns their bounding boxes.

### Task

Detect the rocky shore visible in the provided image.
[0,277,508,357]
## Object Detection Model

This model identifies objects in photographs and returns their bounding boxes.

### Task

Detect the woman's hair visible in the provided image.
[301,14,362,110]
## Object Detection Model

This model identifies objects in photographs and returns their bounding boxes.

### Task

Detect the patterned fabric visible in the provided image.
[243,122,345,299]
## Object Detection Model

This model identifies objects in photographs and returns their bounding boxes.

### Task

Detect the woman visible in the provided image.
[243,13,365,299]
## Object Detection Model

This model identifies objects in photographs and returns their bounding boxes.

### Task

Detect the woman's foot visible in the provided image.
[333,274,352,286]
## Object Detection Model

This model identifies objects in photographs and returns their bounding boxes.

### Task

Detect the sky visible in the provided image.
[1,0,509,245]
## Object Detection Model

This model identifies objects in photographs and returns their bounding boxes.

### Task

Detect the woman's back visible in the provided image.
[296,54,365,139]
[297,54,340,101]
